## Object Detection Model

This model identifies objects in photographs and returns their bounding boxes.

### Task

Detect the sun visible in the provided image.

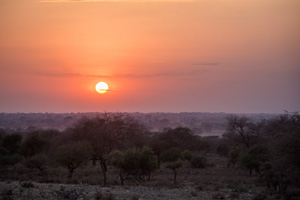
[95,82,109,94]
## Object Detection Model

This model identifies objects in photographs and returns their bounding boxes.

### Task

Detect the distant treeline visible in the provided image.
[0,112,276,135]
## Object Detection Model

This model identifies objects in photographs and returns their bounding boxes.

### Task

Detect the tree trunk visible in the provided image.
[68,168,74,179]
[173,168,177,184]
[38,167,47,176]
[118,168,125,186]
[92,159,97,166]
[100,160,107,185]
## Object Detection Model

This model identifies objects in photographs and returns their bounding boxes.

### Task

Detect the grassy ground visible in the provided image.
[0,154,296,200]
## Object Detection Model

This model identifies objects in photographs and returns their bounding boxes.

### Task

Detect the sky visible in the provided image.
[0,0,299,113]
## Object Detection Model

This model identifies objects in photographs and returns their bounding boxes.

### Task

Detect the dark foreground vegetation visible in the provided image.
[0,112,299,200]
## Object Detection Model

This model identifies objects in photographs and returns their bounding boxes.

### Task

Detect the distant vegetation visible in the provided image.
[0,112,299,196]
[0,112,276,135]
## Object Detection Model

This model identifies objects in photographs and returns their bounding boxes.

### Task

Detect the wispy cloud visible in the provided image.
[35,70,204,79]
[36,72,172,79]
[36,72,111,78]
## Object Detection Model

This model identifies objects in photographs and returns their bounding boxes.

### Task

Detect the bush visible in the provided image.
[21,182,34,188]
[102,192,115,200]
[181,150,193,161]
[55,187,84,199]
[94,190,103,200]
[252,193,267,200]
[190,155,208,168]
[161,148,181,163]
[129,195,139,200]
[110,147,157,185]
[24,154,47,176]
[227,147,241,168]
[239,152,260,175]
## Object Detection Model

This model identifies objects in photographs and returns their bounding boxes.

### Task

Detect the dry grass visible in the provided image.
[1,154,291,200]
[0,154,258,188]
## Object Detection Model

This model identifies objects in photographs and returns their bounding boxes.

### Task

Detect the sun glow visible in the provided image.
[95,82,109,94]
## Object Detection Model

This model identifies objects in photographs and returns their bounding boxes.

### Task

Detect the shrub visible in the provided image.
[94,190,103,200]
[110,147,157,185]
[252,193,267,200]
[21,182,34,188]
[24,154,47,176]
[55,186,84,199]
[230,192,240,199]
[212,192,225,199]
[239,152,260,175]
[103,192,115,200]
[181,150,193,161]
[190,155,208,168]
[227,147,241,168]
[161,148,183,184]
[129,195,139,200]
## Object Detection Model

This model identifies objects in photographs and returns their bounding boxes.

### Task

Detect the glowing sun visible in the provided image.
[95,82,109,94]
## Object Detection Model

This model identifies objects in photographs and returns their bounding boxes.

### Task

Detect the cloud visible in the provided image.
[36,71,172,79]
[35,70,203,79]
[36,72,111,78]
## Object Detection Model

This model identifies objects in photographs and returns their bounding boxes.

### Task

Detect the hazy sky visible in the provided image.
[0,0,299,113]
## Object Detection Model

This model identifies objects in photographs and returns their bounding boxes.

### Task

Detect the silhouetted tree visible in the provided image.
[139,146,158,181]
[150,127,208,168]
[223,115,261,149]
[21,131,48,158]
[216,140,231,157]
[190,154,208,169]
[53,141,92,179]
[1,133,22,154]
[181,150,193,161]
[110,147,157,185]
[0,133,23,167]
[161,148,183,184]
[262,112,300,190]
[239,144,267,175]
[24,154,47,176]
[227,146,241,168]
[67,114,145,185]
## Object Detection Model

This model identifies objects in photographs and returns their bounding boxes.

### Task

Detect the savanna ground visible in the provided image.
[1,154,296,200]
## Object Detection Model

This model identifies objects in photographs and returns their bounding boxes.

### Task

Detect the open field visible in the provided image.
[0,154,293,200]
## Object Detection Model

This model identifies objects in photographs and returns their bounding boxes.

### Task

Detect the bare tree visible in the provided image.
[223,115,261,149]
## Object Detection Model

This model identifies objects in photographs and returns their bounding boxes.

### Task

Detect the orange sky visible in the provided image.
[0,0,299,113]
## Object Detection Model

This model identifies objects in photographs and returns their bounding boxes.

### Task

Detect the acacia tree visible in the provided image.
[261,112,300,191]
[0,133,23,167]
[227,146,241,168]
[223,115,261,149]
[150,127,208,168]
[53,141,92,179]
[160,148,183,184]
[24,154,47,176]
[139,146,158,181]
[110,147,157,185]
[21,131,48,158]
[1,133,22,154]
[67,114,145,185]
